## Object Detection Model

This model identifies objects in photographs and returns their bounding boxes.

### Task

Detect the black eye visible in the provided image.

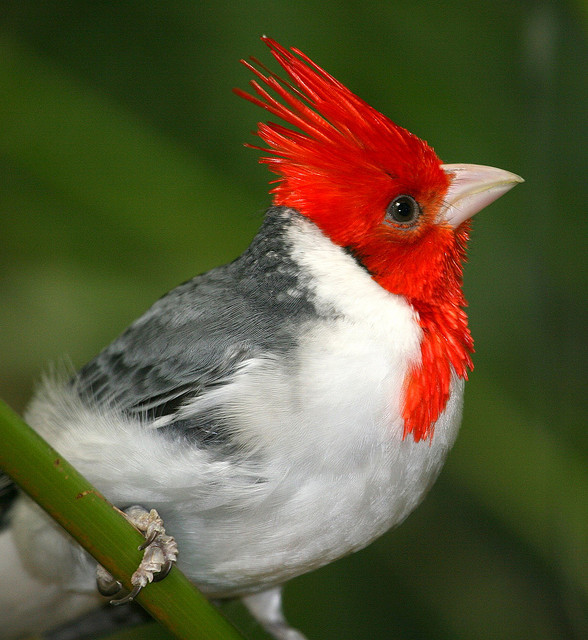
[385,195,421,226]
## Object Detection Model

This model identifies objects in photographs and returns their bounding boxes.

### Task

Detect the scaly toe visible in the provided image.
[103,506,178,604]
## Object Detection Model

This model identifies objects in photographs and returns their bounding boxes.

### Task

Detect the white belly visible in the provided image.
[160,315,465,596]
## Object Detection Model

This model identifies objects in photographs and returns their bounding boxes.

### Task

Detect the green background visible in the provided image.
[1,1,586,639]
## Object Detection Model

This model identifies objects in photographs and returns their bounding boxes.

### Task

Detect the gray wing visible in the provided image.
[75,267,263,421]
[73,208,321,437]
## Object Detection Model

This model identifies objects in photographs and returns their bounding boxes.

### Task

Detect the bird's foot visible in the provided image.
[96,505,178,605]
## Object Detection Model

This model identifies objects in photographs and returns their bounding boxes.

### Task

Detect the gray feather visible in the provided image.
[73,207,325,434]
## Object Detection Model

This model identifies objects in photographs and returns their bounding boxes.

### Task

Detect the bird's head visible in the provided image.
[236,37,523,441]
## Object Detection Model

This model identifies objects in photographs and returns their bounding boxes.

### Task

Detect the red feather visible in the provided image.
[236,37,474,443]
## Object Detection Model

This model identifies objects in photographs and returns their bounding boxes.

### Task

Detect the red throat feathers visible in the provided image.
[235,37,474,442]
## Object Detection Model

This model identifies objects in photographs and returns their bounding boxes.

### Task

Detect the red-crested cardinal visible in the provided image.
[0,37,522,640]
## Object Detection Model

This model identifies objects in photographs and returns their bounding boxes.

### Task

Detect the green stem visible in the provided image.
[0,399,246,640]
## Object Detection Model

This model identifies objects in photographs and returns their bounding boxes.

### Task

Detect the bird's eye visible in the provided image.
[385,195,421,226]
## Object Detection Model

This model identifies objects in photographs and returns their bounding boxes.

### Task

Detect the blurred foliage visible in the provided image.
[0,1,586,639]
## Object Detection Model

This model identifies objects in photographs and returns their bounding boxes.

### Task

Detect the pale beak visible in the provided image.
[440,163,524,229]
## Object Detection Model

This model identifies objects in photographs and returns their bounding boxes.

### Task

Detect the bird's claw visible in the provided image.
[96,506,178,605]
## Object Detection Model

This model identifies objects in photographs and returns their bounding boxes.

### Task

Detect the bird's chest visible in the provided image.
[270,315,462,535]
[197,312,463,594]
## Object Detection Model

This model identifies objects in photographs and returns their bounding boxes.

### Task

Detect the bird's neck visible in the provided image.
[255,207,474,444]
[361,224,473,443]
[402,297,473,442]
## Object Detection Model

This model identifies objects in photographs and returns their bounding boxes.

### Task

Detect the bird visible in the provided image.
[0,37,523,640]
